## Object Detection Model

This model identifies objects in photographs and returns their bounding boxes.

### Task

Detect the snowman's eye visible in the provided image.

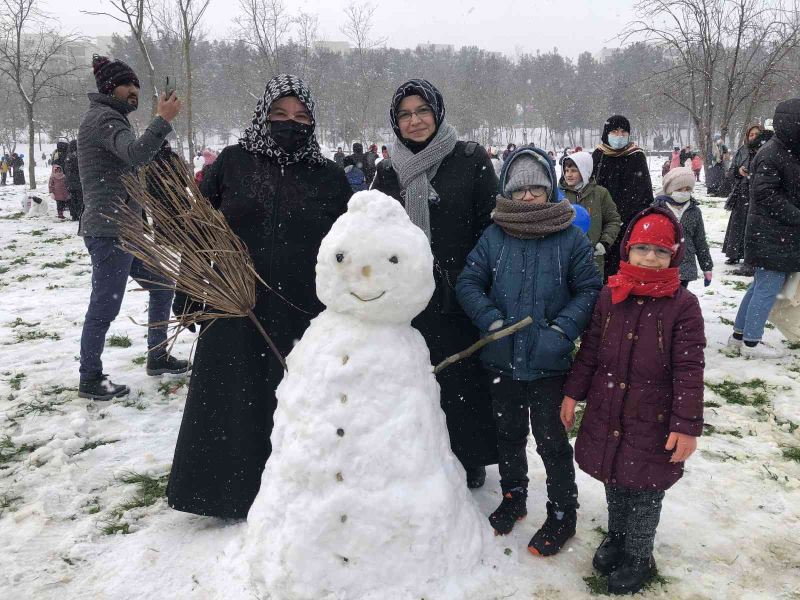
[389,255,399,264]
[336,253,344,263]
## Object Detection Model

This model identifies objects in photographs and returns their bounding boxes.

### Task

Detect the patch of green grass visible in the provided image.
[593,525,608,537]
[718,316,735,326]
[786,341,800,350]
[112,471,170,517]
[11,329,60,343]
[10,256,27,265]
[584,574,608,595]
[705,379,769,407]
[101,521,131,535]
[0,435,40,466]
[722,279,750,291]
[41,236,70,244]
[77,439,119,454]
[0,493,22,517]
[0,211,25,220]
[0,266,8,275]
[776,418,799,434]
[107,334,132,348]
[8,317,39,328]
[131,356,146,366]
[15,274,32,282]
[8,372,25,391]
[157,378,187,397]
[45,283,61,290]
[87,505,101,515]
[11,396,70,418]
[29,229,46,236]
[42,259,73,269]
[782,447,800,462]
[704,400,721,408]
[40,384,77,396]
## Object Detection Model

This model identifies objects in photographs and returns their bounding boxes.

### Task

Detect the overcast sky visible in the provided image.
[43,0,636,59]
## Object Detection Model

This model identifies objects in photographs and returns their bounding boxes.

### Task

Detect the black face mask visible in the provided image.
[268,119,313,154]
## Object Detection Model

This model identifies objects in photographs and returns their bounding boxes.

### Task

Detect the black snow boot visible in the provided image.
[592,531,626,575]
[488,489,528,535]
[465,465,486,489]
[146,353,191,376]
[607,554,657,595]
[527,502,576,556]
[78,375,129,401]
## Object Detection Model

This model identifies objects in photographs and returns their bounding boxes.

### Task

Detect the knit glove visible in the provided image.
[172,291,202,333]
[704,271,713,287]
[594,242,606,257]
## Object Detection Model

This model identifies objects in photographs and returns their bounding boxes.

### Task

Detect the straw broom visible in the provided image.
[112,157,286,371]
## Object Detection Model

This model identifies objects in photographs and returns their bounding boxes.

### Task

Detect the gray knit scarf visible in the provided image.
[492,197,575,239]
[390,122,458,240]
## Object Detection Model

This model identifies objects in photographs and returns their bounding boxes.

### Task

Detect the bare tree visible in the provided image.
[341,1,385,143]
[293,11,318,79]
[236,0,292,76]
[82,0,159,114]
[627,0,800,166]
[0,0,82,188]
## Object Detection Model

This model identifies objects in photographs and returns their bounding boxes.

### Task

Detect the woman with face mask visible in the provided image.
[591,115,654,278]
[167,75,352,520]
[372,78,500,489]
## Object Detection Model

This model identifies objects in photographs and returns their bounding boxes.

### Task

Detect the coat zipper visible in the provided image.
[601,313,612,343]
[657,318,665,354]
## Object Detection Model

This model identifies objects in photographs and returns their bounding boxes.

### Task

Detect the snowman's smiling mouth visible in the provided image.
[350,291,386,302]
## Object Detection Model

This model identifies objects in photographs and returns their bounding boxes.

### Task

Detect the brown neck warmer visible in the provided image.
[491,197,575,239]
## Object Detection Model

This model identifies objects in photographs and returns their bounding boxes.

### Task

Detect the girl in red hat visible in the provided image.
[559,207,706,595]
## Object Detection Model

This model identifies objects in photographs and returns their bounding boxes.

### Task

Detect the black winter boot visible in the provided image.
[592,531,626,575]
[465,465,486,489]
[146,353,191,376]
[607,554,657,595]
[527,502,576,556]
[78,375,129,401]
[488,489,527,535]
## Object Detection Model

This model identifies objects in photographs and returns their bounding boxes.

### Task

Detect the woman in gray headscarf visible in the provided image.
[167,74,352,519]
[372,78,500,487]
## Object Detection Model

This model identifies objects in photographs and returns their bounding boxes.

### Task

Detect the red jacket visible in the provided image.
[48,166,69,201]
[564,207,706,491]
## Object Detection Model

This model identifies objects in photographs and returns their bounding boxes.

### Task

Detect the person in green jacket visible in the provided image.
[560,151,621,279]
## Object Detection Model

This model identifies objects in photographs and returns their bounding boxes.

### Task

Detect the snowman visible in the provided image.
[244,191,493,599]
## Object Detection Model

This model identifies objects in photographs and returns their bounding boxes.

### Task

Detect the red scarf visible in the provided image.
[607,261,681,304]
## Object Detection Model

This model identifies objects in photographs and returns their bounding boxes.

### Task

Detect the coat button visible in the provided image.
[613,430,620,437]
[657,414,665,422]
[637,299,644,305]
[627,332,633,340]
[619,382,627,389]
[634,335,639,340]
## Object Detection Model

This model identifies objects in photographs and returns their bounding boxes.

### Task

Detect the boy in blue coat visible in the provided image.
[456,146,602,556]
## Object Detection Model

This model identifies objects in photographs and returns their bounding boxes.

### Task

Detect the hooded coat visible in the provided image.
[652,195,713,282]
[559,151,621,279]
[167,78,352,519]
[591,117,654,277]
[48,165,69,201]
[456,147,602,381]
[564,207,706,491]
[344,143,375,185]
[744,98,800,273]
[371,83,500,468]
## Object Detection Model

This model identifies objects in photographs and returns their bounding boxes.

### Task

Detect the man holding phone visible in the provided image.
[77,54,189,401]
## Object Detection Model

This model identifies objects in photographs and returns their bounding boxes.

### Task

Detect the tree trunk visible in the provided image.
[26,103,35,190]
[184,34,195,158]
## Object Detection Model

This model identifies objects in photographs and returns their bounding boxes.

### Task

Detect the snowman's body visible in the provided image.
[245,191,492,599]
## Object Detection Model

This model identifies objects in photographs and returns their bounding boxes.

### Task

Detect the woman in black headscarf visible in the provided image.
[372,79,499,487]
[167,75,352,519]
[591,115,654,278]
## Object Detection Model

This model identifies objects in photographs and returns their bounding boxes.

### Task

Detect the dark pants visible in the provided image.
[56,200,68,217]
[605,484,665,558]
[79,236,174,381]
[490,374,578,510]
[68,190,84,221]
[1,171,6,185]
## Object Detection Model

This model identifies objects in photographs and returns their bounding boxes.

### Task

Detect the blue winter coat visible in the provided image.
[456,146,602,381]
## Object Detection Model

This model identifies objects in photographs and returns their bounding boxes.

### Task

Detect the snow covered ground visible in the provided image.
[0,163,798,599]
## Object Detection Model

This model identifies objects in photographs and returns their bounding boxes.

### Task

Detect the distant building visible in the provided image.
[594,47,616,63]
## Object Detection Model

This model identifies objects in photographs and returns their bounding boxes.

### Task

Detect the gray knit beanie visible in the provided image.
[504,155,551,197]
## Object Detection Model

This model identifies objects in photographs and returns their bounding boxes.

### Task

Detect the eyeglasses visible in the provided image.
[629,244,674,259]
[396,105,434,123]
[511,186,548,201]
[268,108,312,125]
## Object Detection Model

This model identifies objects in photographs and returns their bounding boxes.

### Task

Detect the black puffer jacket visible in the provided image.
[745,99,800,273]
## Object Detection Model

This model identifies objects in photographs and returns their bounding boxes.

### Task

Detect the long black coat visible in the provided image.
[723,145,755,261]
[745,135,800,273]
[372,142,500,467]
[167,145,352,519]
[591,148,654,277]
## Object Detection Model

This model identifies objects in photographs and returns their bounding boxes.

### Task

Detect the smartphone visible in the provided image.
[164,76,175,98]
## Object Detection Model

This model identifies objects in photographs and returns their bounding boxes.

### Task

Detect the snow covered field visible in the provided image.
[0,163,799,599]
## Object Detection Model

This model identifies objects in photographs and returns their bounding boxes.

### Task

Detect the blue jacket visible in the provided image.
[456,146,602,381]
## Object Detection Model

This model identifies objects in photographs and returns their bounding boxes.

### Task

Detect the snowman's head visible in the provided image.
[316,191,434,323]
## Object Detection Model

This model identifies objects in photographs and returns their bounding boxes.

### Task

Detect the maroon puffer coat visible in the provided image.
[564,207,706,491]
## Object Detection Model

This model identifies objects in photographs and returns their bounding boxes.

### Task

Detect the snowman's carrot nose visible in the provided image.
[361,265,372,277]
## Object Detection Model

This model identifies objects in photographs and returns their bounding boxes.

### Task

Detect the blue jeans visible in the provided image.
[733,268,788,342]
[79,237,174,380]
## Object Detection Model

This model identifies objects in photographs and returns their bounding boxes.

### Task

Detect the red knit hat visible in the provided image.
[626,213,676,251]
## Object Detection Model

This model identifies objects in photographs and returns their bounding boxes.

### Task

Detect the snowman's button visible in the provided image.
[340,514,347,523]
[337,428,345,437]
[342,355,349,365]
[340,394,348,404]
[336,472,344,482]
